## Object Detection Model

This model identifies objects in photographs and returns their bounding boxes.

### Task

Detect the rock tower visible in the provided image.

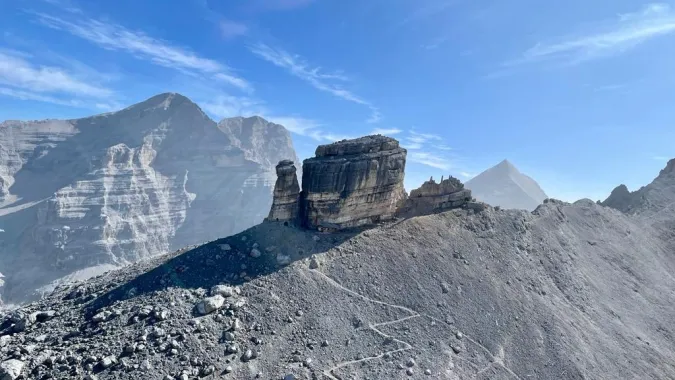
[265,160,301,223]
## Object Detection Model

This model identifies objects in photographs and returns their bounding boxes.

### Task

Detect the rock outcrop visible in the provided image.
[299,135,407,230]
[399,176,472,217]
[0,93,298,304]
[265,160,300,223]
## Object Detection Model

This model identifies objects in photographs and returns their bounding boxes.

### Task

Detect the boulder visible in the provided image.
[0,359,24,380]
[300,135,407,230]
[196,295,225,315]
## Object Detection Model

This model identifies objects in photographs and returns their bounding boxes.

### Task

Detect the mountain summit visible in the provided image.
[465,159,547,211]
[0,94,298,305]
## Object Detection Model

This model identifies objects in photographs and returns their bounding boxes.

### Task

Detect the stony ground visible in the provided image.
[1,199,675,380]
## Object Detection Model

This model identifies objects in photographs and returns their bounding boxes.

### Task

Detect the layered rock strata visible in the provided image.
[265,160,300,223]
[399,176,472,216]
[0,94,298,304]
[299,135,407,230]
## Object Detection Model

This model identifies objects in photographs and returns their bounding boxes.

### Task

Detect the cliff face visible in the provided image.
[0,94,298,304]
[265,160,300,223]
[299,135,407,230]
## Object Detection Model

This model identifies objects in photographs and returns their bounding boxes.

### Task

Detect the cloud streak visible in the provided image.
[33,12,253,92]
[371,128,402,136]
[521,3,675,64]
[0,51,112,103]
[249,43,381,123]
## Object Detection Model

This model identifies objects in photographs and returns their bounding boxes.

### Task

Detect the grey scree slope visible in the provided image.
[1,160,674,379]
[466,159,548,212]
[0,93,298,305]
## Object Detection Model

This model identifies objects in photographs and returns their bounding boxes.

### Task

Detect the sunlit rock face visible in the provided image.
[0,93,298,303]
[299,135,407,230]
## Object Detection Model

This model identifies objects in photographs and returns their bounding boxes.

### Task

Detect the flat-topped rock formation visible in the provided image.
[399,176,473,217]
[265,160,300,223]
[299,135,407,230]
[266,136,487,231]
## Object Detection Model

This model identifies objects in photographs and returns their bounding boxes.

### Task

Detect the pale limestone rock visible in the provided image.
[0,93,298,304]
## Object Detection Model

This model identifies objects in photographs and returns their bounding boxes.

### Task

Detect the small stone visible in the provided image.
[170,348,178,355]
[250,248,262,258]
[321,340,329,347]
[200,365,215,376]
[226,344,239,354]
[0,359,24,380]
[312,235,320,242]
[440,282,450,294]
[224,332,236,341]
[123,343,136,354]
[230,318,243,331]
[99,356,117,369]
[35,310,56,322]
[178,374,189,380]
[455,331,463,340]
[303,358,313,367]
[295,310,304,317]
[406,358,416,367]
[425,369,432,375]
[92,310,112,323]
[84,374,98,380]
[155,310,170,321]
[224,366,233,373]
[211,284,237,297]
[242,349,255,362]
[452,345,461,354]
[197,295,225,315]
[309,257,319,269]
[406,368,414,376]
[219,244,231,251]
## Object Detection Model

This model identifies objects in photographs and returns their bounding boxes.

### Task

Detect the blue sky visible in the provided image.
[1,0,675,201]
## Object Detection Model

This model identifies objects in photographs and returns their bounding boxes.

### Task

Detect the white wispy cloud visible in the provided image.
[0,51,112,100]
[371,128,402,136]
[0,86,82,106]
[266,116,321,135]
[459,171,475,179]
[248,43,381,123]
[651,155,672,161]
[521,3,675,64]
[201,95,267,118]
[33,13,252,92]
[408,151,452,170]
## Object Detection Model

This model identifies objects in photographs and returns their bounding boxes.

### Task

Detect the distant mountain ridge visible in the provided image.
[465,159,547,211]
[0,93,298,304]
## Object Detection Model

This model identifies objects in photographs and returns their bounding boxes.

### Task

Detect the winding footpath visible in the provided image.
[310,268,524,380]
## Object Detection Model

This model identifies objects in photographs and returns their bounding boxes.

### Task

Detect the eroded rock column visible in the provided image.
[266,160,300,223]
